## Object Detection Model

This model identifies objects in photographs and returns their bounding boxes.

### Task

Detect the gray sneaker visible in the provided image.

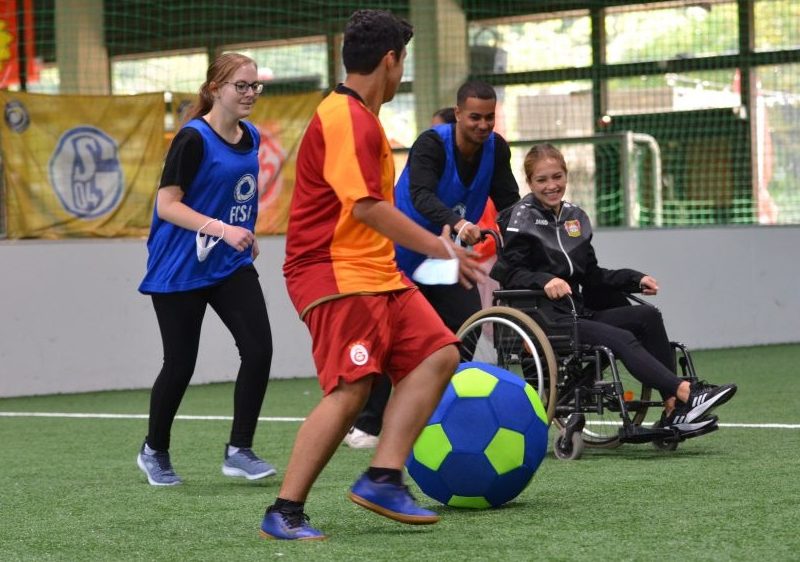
[137,442,182,486]
[222,445,277,480]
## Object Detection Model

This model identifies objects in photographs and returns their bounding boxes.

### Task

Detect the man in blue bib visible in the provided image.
[344,81,521,449]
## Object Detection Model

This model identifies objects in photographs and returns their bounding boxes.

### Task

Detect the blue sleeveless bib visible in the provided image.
[394,123,495,276]
[139,119,260,294]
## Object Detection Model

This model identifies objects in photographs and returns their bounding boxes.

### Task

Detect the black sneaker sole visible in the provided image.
[672,415,719,433]
[682,420,719,439]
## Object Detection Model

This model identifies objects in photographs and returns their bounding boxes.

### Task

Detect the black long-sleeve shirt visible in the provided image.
[406,126,520,228]
[496,193,644,314]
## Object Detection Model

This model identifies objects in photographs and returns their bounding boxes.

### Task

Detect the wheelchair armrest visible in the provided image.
[491,289,551,312]
[492,289,580,320]
[492,288,582,351]
[623,292,650,306]
[493,289,547,300]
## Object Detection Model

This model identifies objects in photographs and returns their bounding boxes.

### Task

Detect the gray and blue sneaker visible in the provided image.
[137,442,182,486]
[222,445,277,480]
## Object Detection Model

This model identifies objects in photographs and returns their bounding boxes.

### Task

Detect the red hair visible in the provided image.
[183,53,257,123]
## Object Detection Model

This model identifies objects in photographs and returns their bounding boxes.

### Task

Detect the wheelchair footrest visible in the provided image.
[618,424,675,444]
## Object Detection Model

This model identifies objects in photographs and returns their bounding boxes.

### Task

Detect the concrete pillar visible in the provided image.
[55,0,110,94]
[327,32,343,91]
[409,0,468,132]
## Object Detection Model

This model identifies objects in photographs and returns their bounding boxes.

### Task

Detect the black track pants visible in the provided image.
[576,304,680,398]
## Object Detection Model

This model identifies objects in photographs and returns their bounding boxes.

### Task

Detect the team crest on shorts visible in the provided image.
[564,220,581,237]
[349,342,369,366]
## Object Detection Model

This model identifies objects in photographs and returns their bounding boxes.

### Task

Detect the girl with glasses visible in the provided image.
[137,52,275,486]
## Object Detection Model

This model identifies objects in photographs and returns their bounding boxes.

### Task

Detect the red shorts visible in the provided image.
[303,289,459,395]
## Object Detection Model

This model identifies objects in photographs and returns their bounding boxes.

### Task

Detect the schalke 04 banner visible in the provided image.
[0,91,164,238]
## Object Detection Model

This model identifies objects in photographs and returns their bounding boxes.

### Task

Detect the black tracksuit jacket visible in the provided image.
[492,193,645,317]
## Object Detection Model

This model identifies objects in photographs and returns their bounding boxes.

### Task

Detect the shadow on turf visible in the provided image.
[569,445,724,462]
[348,523,439,537]
[133,473,282,492]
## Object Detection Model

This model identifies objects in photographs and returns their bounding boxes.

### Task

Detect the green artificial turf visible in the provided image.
[1,344,798,561]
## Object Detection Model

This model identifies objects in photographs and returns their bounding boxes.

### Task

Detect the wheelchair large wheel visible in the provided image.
[553,368,652,449]
[457,306,558,423]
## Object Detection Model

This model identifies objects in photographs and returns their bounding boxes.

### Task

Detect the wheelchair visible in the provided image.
[456,234,703,460]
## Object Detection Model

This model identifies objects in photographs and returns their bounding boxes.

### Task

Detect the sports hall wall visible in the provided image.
[1,227,799,397]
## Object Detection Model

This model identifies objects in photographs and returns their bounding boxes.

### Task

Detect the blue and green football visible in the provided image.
[406,361,549,508]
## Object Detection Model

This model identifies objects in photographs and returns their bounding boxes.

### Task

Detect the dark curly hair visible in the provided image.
[342,10,413,75]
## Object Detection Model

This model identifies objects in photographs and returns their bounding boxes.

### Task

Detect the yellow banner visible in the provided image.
[0,91,164,238]
[170,89,321,235]
[249,90,322,234]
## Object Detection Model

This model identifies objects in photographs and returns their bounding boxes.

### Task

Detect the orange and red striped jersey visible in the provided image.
[283,86,411,317]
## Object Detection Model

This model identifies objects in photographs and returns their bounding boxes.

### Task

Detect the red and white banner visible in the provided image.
[0,0,36,88]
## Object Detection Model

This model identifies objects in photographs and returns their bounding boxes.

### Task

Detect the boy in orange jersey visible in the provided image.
[259,10,482,541]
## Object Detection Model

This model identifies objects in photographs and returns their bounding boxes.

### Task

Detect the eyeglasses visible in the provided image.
[223,81,264,95]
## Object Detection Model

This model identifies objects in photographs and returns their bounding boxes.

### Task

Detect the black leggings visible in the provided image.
[147,265,272,451]
[573,304,681,398]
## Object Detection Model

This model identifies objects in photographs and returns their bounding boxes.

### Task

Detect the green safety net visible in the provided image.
[1,0,799,236]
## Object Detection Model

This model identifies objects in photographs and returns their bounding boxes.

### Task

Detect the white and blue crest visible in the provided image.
[234,173,257,203]
[48,126,123,219]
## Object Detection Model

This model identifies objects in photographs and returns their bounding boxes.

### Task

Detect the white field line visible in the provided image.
[0,411,798,429]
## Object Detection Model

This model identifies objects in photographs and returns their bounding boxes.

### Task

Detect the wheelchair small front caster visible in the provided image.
[652,437,679,451]
[652,422,680,451]
[554,429,584,460]
[553,414,585,460]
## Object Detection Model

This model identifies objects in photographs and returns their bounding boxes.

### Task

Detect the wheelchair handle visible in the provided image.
[479,228,503,250]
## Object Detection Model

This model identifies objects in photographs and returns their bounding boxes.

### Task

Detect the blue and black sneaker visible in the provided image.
[137,441,182,486]
[348,473,440,524]
[259,506,326,541]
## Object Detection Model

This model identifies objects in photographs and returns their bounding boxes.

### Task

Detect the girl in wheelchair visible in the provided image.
[492,143,736,437]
